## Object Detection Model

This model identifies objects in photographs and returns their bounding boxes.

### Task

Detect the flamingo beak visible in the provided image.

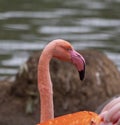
[79,65,85,81]
[70,50,85,81]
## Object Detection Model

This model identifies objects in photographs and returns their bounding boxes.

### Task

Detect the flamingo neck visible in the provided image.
[38,47,54,123]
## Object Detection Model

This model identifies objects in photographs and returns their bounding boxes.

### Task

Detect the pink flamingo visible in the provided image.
[99,97,120,125]
[37,39,120,125]
[38,39,85,122]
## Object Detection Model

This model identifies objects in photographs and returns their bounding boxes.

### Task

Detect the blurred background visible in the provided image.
[0,0,120,80]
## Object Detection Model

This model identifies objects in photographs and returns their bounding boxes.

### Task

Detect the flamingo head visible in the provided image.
[52,39,85,80]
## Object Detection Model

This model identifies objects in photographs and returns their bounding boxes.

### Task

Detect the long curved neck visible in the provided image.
[38,46,54,123]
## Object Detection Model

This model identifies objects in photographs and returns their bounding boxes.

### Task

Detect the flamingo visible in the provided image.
[37,39,120,125]
[99,97,120,125]
[37,39,102,125]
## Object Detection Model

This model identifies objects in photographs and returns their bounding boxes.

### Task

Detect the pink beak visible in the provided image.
[70,50,85,80]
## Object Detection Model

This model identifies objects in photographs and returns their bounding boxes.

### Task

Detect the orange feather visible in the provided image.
[37,111,102,125]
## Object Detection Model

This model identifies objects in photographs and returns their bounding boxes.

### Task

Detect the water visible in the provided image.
[0,0,120,80]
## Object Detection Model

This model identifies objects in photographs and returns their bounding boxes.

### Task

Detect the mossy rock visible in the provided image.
[12,50,120,116]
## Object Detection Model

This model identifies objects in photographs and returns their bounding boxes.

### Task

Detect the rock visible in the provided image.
[0,49,120,125]
[11,49,120,114]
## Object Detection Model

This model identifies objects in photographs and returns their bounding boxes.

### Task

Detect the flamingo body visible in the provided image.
[38,111,102,125]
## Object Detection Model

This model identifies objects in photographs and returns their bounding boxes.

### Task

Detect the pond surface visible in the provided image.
[0,0,120,80]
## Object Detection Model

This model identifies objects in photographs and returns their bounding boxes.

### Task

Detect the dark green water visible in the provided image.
[0,0,120,80]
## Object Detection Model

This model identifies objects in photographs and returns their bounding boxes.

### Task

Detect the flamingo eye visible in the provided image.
[66,47,72,51]
[60,45,71,51]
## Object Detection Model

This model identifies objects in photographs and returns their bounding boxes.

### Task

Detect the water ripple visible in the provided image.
[0,9,77,20]
[77,18,120,27]
[3,24,30,30]
[0,68,18,75]
[1,55,27,67]
[0,40,46,50]
[39,26,92,34]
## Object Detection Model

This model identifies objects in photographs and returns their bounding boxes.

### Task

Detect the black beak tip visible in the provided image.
[79,70,85,81]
